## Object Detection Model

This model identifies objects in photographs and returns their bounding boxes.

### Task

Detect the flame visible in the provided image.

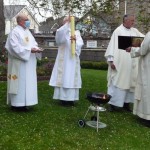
[103,94,106,99]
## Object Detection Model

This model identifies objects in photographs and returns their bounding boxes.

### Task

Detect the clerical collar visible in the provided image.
[123,24,131,30]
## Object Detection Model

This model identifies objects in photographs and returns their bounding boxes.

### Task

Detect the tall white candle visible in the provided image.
[70,16,75,57]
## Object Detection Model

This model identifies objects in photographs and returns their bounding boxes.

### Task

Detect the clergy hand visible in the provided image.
[109,62,116,70]
[68,16,71,22]
[31,48,43,53]
[126,47,131,53]
[70,35,76,41]
[31,48,37,53]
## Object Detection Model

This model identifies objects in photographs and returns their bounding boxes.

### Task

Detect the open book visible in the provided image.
[118,36,144,50]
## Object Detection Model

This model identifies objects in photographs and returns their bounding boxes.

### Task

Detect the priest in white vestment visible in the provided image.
[5,14,41,111]
[105,14,144,111]
[126,31,150,125]
[49,16,84,106]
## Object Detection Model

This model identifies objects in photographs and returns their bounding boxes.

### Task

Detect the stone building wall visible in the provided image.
[39,1,150,63]
[36,36,109,62]
[42,48,106,62]
[118,0,150,33]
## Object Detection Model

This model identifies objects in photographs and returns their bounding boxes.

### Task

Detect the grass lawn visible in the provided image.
[0,69,150,150]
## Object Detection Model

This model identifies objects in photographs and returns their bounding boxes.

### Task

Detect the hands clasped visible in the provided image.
[70,35,76,41]
[31,47,43,53]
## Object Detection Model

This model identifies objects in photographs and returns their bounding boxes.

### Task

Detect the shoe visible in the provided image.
[60,101,69,107]
[60,101,75,107]
[138,118,150,127]
[11,106,28,112]
[123,103,132,112]
[68,101,75,107]
[108,104,116,112]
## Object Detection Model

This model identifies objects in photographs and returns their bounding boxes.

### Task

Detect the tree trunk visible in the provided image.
[0,0,5,48]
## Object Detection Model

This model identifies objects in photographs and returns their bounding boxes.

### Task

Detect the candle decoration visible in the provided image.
[70,16,75,57]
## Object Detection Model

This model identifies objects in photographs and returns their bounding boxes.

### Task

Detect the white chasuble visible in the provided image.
[5,25,41,106]
[105,24,144,90]
[105,24,144,107]
[131,32,150,120]
[49,22,84,101]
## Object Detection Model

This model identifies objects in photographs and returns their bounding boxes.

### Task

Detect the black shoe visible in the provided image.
[60,101,75,107]
[123,103,132,112]
[60,101,69,107]
[68,101,75,106]
[138,118,150,127]
[108,104,116,112]
[11,106,28,112]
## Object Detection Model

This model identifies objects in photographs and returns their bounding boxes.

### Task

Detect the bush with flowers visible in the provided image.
[37,57,54,80]
[0,51,108,81]
[0,48,8,64]
[0,54,54,81]
[0,46,8,79]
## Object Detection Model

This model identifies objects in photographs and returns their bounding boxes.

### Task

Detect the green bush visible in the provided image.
[0,65,7,76]
[0,48,8,65]
[36,67,46,76]
[37,61,54,76]
[0,59,108,78]
[37,59,49,67]
[37,59,55,67]
[81,61,108,70]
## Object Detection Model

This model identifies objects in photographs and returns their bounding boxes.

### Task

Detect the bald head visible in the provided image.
[63,16,70,24]
[16,13,29,29]
[16,13,28,24]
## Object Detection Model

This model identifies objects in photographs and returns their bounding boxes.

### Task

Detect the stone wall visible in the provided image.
[118,0,150,33]
[42,48,106,62]
[40,38,109,62]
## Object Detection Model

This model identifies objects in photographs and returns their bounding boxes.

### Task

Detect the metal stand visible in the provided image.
[83,105,107,132]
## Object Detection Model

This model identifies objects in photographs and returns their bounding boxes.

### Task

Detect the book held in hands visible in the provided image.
[118,36,144,50]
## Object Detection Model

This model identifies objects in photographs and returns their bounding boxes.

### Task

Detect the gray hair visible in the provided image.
[123,14,135,22]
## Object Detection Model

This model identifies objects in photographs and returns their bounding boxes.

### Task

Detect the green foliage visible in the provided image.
[37,58,50,67]
[27,0,150,34]
[81,61,108,70]
[0,60,108,78]
[137,12,150,33]
[37,59,55,67]
[37,59,54,76]
[0,65,7,76]
[49,0,119,17]
[0,48,8,65]
[37,59,108,77]
[1,69,150,150]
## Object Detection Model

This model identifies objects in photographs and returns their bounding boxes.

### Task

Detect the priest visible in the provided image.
[126,31,150,126]
[5,13,41,111]
[49,16,84,106]
[105,14,144,112]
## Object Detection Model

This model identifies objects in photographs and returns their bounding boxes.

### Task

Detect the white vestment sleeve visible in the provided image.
[131,32,150,58]
[130,47,141,58]
[105,30,119,58]
[55,23,70,46]
[107,56,114,62]
[75,30,84,56]
[5,30,31,61]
